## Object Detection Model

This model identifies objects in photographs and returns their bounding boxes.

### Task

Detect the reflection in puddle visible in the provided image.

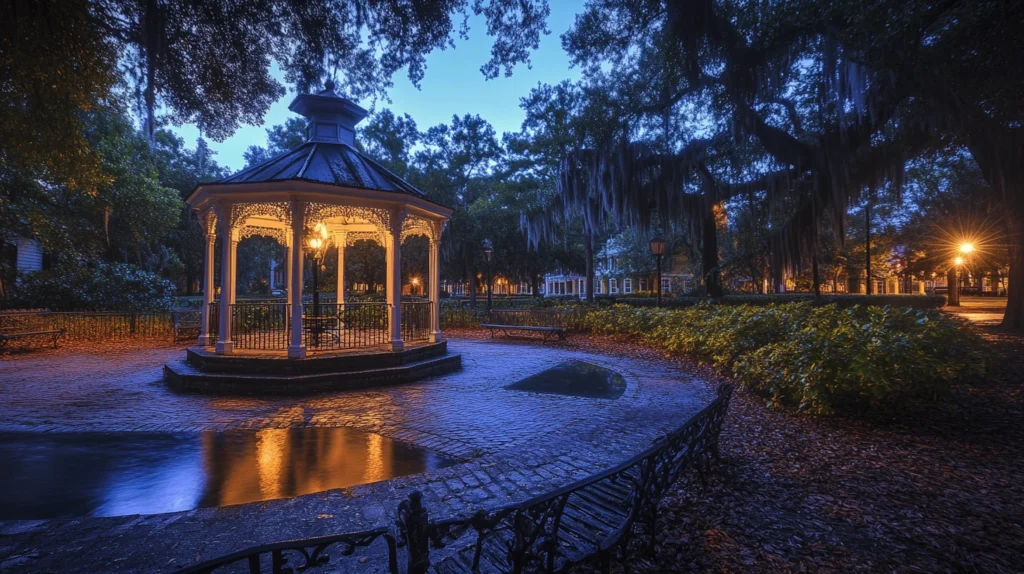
[0,428,453,520]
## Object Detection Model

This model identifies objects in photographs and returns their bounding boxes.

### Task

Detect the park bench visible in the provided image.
[172,309,203,341]
[179,384,733,574]
[481,323,567,343]
[0,310,63,350]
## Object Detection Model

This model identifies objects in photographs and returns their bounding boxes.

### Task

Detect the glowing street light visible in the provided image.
[959,242,974,254]
[954,256,965,266]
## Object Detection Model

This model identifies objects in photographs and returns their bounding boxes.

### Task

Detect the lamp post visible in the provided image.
[305,224,329,316]
[411,276,421,297]
[649,234,666,307]
[481,239,493,312]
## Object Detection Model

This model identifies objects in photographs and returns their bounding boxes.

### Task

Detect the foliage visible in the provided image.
[578,303,981,415]
[10,262,174,311]
[599,294,947,310]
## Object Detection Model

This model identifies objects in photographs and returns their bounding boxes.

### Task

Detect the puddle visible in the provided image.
[0,428,454,520]
[505,360,626,399]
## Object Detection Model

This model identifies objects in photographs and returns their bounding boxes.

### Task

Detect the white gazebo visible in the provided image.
[185,80,451,359]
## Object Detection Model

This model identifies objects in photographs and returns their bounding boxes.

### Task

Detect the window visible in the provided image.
[661,278,671,293]
[639,279,647,292]
[624,278,632,294]
[579,279,585,295]
[610,279,619,294]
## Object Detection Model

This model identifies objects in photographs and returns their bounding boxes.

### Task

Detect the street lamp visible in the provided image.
[649,234,666,307]
[305,224,329,316]
[481,239,494,312]
[411,276,421,297]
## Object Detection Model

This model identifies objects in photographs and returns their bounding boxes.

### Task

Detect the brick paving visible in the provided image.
[0,337,713,573]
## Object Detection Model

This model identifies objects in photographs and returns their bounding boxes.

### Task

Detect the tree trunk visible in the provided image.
[812,253,821,297]
[1003,210,1023,329]
[703,206,723,297]
[584,229,595,303]
[865,199,873,295]
[946,268,960,306]
[143,0,161,142]
[465,248,477,308]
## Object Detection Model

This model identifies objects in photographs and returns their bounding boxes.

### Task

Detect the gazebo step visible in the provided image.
[164,352,461,395]
[185,340,448,375]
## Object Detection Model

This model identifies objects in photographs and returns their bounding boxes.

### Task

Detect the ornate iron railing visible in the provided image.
[230,303,290,350]
[302,302,390,351]
[401,300,431,342]
[180,385,733,573]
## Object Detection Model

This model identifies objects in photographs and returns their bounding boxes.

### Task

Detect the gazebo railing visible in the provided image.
[401,300,431,342]
[204,301,427,351]
[230,303,290,350]
[302,302,389,351]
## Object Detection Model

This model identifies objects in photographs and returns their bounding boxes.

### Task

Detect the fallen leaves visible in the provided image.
[461,325,1024,572]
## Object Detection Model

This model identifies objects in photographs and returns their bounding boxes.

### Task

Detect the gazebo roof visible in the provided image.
[186,80,443,211]
[210,141,427,199]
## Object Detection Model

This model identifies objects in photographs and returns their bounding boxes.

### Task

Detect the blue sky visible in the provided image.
[174,1,584,173]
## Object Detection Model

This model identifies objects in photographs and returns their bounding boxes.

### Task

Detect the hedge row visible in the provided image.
[577,303,981,416]
[595,293,947,310]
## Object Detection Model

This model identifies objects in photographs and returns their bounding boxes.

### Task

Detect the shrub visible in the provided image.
[9,262,174,311]
[603,294,946,310]
[577,302,982,416]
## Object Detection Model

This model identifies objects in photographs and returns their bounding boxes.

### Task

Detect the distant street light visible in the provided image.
[954,256,965,266]
[411,276,421,296]
[649,234,666,307]
[481,239,494,312]
[960,242,975,254]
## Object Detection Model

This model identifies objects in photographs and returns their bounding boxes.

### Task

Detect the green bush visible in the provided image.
[10,262,174,311]
[604,294,946,310]
[578,302,982,415]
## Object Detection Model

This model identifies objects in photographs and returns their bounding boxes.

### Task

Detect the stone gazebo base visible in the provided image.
[163,341,460,395]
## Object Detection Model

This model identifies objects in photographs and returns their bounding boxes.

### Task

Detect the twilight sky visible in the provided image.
[173,1,585,173]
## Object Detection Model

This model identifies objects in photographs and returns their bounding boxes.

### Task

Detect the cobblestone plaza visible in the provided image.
[0,338,712,572]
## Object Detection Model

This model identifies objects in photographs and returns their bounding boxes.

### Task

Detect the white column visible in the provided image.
[429,235,442,343]
[198,215,216,346]
[285,235,293,308]
[215,203,234,354]
[289,201,306,358]
[229,233,238,307]
[336,233,346,306]
[386,207,405,351]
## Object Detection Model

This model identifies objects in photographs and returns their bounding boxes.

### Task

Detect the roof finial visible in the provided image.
[324,78,335,92]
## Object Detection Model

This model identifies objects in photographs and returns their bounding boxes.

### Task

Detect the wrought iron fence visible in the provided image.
[230,303,290,350]
[182,385,734,574]
[401,300,431,342]
[302,302,389,351]
[1,310,175,341]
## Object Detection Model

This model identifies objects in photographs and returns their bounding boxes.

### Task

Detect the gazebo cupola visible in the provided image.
[184,80,452,360]
[289,79,366,146]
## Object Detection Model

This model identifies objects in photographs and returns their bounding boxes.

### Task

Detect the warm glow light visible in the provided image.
[959,242,974,254]
[411,277,420,285]
[954,256,964,266]
[308,237,322,249]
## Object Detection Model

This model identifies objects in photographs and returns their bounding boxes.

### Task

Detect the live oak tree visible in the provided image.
[527,0,1023,325]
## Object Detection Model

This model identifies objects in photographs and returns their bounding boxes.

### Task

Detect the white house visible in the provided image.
[15,237,44,272]
[544,237,694,299]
